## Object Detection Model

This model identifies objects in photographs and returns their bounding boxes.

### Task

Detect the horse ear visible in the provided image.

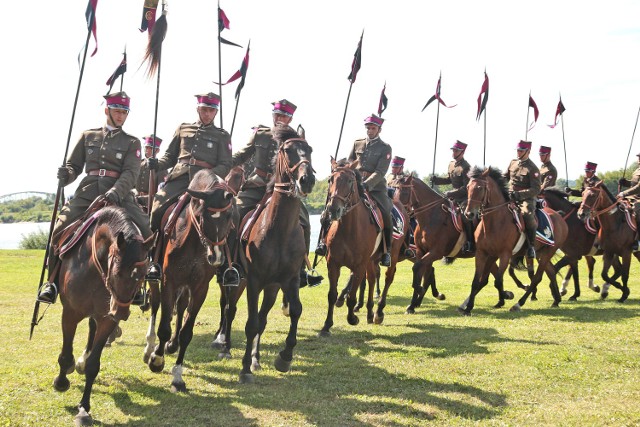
[297,124,306,139]
[225,191,234,201]
[117,231,126,249]
[350,158,360,170]
[481,168,490,177]
[187,188,208,200]
[330,156,337,170]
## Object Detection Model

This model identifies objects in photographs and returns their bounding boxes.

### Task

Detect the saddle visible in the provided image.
[54,197,109,259]
[240,191,272,242]
[152,192,192,265]
[442,199,465,233]
[391,205,405,240]
[509,204,556,245]
[362,191,383,231]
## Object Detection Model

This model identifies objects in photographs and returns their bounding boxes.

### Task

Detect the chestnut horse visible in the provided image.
[239,127,316,383]
[144,169,235,392]
[52,205,151,426]
[394,174,515,313]
[463,167,568,314]
[577,181,636,302]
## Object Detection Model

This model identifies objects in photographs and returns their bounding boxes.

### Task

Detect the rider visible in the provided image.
[503,140,542,259]
[135,134,168,210]
[430,140,474,252]
[386,156,407,188]
[148,92,232,278]
[386,156,417,258]
[38,92,153,304]
[539,145,558,190]
[230,99,322,288]
[565,162,601,196]
[316,114,394,267]
[617,152,640,250]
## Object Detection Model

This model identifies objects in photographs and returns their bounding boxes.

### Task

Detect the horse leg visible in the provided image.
[217,283,242,359]
[617,252,631,303]
[143,285,161,364]
[525,257,538,301]
[553,255,572,297]
[355,277,366,312]
[405,256,426,314]
[346,267,366,326]
[54,308,81,392]
[336,272,353,308]
[76,318,96,375]
[239,279,260,384]
[599,253,616,300]
[489,262,511,309]
[170,282,208,393]
[149,280,175,373]
[320,263,340,337]
[281,291,290,317]
[250,286,280,372]
[585,255,601,293]
[365,262,377,324]
[75,315,118,426]
[212,284,228,349]
[545,260,563,307]
[167,289,188,355]
[274,280,302,373]
[374,259,395,325]
[513,250,553,310]
[460,258,493,316]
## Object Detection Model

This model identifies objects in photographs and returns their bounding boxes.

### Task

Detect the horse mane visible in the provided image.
[333,158,366,197]
[543,186,569,199]
[469,166,510,201]
[598,181,616,202]
[189,167,221,191]
[95,206,143,267]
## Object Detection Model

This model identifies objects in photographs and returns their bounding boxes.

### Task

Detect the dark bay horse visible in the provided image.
[394,174,515,313]
[144,169,235,392]
[320,158,381,335]
[52,206,151,426]
[462,167,568,314]
[238,128,316,384]
[577,182,636,302]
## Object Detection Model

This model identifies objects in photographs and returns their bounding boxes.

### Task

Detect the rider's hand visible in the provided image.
[57,166,70,182]
[509,191,519,202]
[148,157,159,171]
[564,187,572,194]
[444,190,453,198]
[429,175,436,186]
[105,189,120,205]
[618,178,630,187]
[617,192,625,199]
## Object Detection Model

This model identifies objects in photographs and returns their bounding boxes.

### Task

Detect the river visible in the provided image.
[0,215,322,250]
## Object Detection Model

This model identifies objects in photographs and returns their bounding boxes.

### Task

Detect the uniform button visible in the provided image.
[101,155,105,158]
[104,142,108,145]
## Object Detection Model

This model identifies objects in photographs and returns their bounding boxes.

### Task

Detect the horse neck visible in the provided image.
[478,179,511,227]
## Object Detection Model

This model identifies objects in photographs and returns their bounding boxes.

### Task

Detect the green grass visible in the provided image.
[1,250,639,426]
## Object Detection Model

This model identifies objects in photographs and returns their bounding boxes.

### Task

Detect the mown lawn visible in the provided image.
[0,249,639,426]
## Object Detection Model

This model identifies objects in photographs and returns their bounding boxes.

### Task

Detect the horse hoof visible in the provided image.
[53,375,70,392]
[459,310,471,317]
[148,354,165,373]
[335,298,345,308]
[405,307,416,314]
[75,363,85,376]
[354,306,361,313]
[531,296,538,302]
[494,301,505,309]
[165,341,179,355]
[374,314,384,325]
[560,289,567,297]
[251,360,261,372]
[281,304,290,317]
[504,291,515,300]
[510,303,522,312]
[551,301,560,308]
[569,296,578,302]
[601,292,609,300]
[318,330,331,337]
[436,293,446,301]
[592,286,601,293]
[218,351,231,360]
[74,406,92,426]
[171,380,187,393]
[239,373,255,384]
[274,354,292,373]
[347,315,360,326]
[143,353,150,364]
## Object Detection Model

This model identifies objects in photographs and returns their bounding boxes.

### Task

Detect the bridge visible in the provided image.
[0,191,56,203]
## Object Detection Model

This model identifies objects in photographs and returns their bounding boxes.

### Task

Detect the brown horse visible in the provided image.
[238,127,316,383]
[144,169,235,392]
[320,158,382,335]
[462,167,568,314]
[577,182,635,302]
[394,174,515,313]
[51,205,151,426]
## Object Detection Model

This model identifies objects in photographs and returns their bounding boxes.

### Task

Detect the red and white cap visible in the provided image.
[195,92,221,109]
[143,134,162,148]
[272,99,297,117]
[104,91,130,111]
[364,114,384,126]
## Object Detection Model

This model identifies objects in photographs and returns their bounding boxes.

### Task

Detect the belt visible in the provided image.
[138,191,149,196]
[254,168,271,179]
[512,186,527,191]
[88,169,120,178]
[179,157,213,169]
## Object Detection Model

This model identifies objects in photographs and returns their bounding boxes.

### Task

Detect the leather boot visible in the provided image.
[37,282,58,304]
[380,226,392,267]
[463,220,476,253]
[526,228,537,259]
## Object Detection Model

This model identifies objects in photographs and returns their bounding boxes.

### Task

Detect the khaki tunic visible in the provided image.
[54,126,151,240]
[621,167,640,216]
[540,161,558,189]
[386,172,406,187]
[348,137,393,225]
[433,158,471,204]
[136,158,168,194]
[504,158,541,218]
[151,121,232,230]
[568,174,602,197]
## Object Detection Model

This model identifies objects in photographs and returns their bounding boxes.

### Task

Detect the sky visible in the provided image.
[1,0,640,196]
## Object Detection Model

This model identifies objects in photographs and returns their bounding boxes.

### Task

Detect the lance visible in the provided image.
[430,88,441,187]
[559,96,569,186]
[217,0,224,129]
[146,1,168,215]
[621,105,640,183]
[525,92,531,141]
[30,7,95,339]
[230,40,250,137]
[119,47,126,92]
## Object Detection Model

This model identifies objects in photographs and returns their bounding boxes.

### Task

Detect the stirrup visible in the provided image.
[222,266,240,287]
[315,242,327,256]
[37,282,58,304]
[380,252,392,267]
[132,287,147,306]
[526,246,536,259]
[146,262,162,282]
[301,269,323,288]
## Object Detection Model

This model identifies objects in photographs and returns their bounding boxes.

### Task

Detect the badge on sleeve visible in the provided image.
[386,153,391,159]
[116,152,123,160]
[207,142,213,148]
[136,149,141,159]
[228,143,232,151]
[534,172,539,177]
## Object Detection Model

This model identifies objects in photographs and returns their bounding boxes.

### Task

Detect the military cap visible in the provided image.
[391,156,405,166]
[451,140,468,150]
[272,99,297,117]
[104,91,130,111]
[195,92,221,109]
[143,134,162,148]
[517,140,532,150]
[584,161,597,171]
[539,146,551,154]
[364,114,384,127]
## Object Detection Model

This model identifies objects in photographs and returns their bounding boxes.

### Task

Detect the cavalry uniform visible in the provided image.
[618,153,640,245]
[538,145,557,190]
[567,161,601,197]
[504,140,541,258]
[386,156,406,187]
[136,135,168,209]
[150,93,232,231]
[348,114,393,264]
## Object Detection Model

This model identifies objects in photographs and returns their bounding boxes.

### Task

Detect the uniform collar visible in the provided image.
[104,125,121,136]
[366,136,380,145]
[454,157,465,166]
[197,120,214,129]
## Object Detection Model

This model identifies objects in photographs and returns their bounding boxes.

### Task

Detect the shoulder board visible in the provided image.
[252,124,271,133]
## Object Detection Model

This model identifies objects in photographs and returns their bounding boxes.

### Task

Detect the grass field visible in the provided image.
[1,249,639,426]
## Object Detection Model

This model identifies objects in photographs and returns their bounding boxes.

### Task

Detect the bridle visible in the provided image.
[327,167,360,215]
[579,186,618,219]
[91,230,147,307]
[395,176,452,216]
[467,177,511,216]
[273,138,312,198]
[188,182,234,252]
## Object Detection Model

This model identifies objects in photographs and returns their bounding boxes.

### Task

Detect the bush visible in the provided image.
[19,229,49,250]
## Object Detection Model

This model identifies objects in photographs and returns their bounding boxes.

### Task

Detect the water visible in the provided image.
[0,217,322,250]
[0,222,50,249]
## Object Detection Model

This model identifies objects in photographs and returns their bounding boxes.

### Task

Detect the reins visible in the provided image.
[468,177,511,217]
[327,167,362,216]
[273,138,311,197]
[188,182,234,251]
[580,187,619,219]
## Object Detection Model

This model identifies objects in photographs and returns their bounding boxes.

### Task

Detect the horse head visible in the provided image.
[224,165,245,196]
[464,166,509,219]
[95,207,152,320]
[577,181,613,221]
[273,126,316,197]
[393,173,415,210]
[187,169,236,267]
[326,157,360,221]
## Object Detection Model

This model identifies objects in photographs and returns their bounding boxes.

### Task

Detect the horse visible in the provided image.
[577,181,636,302]
[462,167,568,314]
[319,158,383,336]
[51,205,151,426]
[144,168,235,392]
[393,173,515,314]
[238,127,316,383]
